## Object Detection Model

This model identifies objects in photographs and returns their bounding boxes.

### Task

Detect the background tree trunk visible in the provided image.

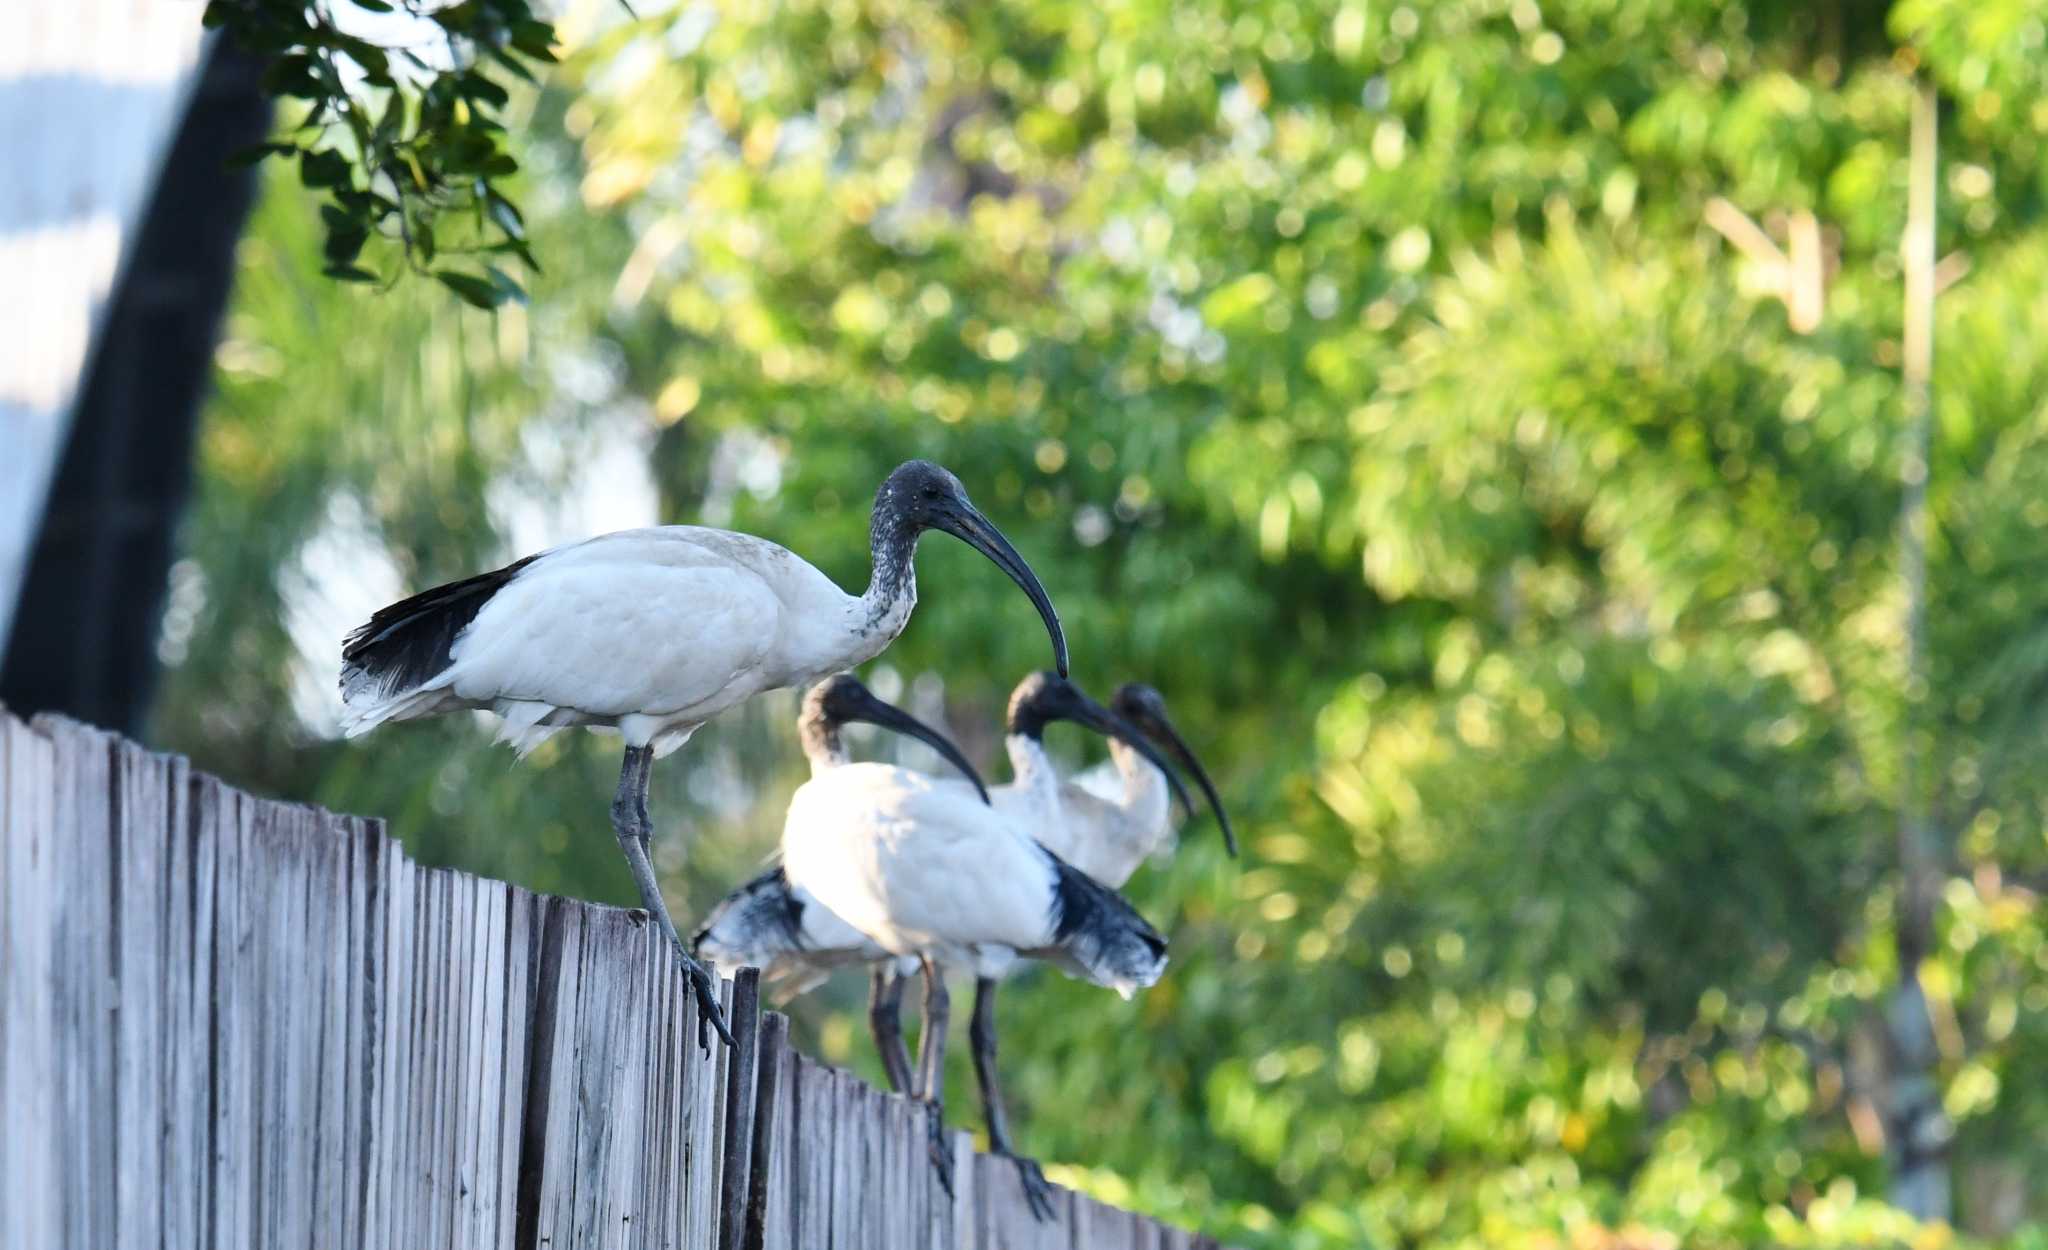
[1887,75,1952,1226]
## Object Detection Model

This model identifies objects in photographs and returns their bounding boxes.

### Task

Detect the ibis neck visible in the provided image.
[1106,736,1174,842]
[1005,732,1063,817]
[854,515,919,646]
[798,713,849,775]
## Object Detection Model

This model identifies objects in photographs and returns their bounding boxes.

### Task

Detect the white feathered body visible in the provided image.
[780,762,1166,997]
[710,733,1177,990]
[783,764,1053,980]
[340,527,912,755]
[922,735,1174,884]
[1040,738,1175,887]
[699,735,1070,985]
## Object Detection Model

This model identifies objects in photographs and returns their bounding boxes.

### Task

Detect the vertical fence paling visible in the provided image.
[0,708,1223,1250]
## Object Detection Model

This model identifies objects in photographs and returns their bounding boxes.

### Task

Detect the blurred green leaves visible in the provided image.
[207,0,553,301]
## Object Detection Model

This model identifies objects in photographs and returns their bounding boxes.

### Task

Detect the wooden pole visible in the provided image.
[1888,74,1952,1226]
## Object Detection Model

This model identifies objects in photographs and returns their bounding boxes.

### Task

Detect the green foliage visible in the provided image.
[164,1,2048,1247]
[207,0,556,300]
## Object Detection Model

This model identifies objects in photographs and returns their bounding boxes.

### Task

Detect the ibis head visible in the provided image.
[1005,673,1196,821]
[875,461,1069,678]
[1112,683,1236,857]
[804,673,991,803]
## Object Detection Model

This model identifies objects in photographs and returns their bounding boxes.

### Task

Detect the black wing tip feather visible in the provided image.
[339,554,537,696]
[694,865,809,957]
[1046,852,1166,959]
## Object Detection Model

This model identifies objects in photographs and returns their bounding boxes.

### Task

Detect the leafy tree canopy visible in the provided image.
[208,0,560,302]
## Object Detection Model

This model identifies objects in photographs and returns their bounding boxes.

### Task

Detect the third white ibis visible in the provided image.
[336,460,1068,1046]
[1042,682,1236,882]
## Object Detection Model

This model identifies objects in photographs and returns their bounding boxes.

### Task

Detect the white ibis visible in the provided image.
[947,677,1232,1215]
[693,673,987,1089]
[775,673,1187,1209]
[336,460,1068,1046]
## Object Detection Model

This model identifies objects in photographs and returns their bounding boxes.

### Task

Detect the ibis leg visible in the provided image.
[611,744,735,1050]
[916,956,954,1196]
[869,965,915,1096]
[971,977,1056,1222]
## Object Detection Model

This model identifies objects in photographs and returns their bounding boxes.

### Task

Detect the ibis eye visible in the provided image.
[922,486,940,500]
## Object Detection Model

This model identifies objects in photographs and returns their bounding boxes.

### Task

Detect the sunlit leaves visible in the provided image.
[206,0,556,302]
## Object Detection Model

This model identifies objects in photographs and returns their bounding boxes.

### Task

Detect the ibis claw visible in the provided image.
[925,1105,955,1198]
[684,955,737,1050]
[1011,1155,1057,1223]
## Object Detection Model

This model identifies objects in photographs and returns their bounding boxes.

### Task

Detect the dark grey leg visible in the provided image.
[611,744,735,1049]
[869,965,914,1096]
[916,956,954,1196]
[971,977,1056,1222]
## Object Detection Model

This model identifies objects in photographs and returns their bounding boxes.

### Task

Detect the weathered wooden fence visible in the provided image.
[0,709,1221,1249]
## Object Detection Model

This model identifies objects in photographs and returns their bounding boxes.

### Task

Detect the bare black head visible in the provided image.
[800,673,990,802]
[1112,682,1236,857]
[871,460,1069,678]
[1006,672,1195,820]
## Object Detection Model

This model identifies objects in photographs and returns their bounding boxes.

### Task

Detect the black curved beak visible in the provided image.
[938,503,1070,678]
[1130,708,1236,857]
[845,687,992,804]
[1052,688,1196,822]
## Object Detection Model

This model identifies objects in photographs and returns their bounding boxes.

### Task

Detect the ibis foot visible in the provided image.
[924,1104,955,1197]
[680,947,737,1051]
[1007,1154,1057,1223]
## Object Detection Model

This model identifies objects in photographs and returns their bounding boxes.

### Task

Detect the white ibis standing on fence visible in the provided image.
[775,674,1187,1210]
[693,673,987,1087]
[944,677,1233,1216]
[336,460,1069,1047]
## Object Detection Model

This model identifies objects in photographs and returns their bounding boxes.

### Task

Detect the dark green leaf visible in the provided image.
[333,34,390,80]
[261,53,321,100]
[430,0,479,33]
[483,264,529,304]
[485,237,540,272]
[299,148,354,190]
[509,20,558,61]
[323,225,370,264]
[436,269,505,309]
[458,72,511,109]
[226,141,297,168]
[486,46,539,84]
[485,192,525,239]
[319,263,379,282]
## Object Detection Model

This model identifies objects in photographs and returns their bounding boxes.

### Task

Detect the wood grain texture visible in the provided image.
[0,708,1225,1249]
